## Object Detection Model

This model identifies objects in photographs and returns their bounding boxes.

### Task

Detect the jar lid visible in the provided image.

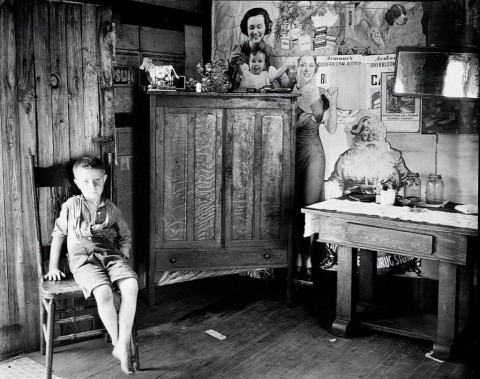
[428,174,442,179]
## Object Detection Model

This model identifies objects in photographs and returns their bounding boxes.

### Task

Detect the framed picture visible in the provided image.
[421,97,479,134]
[381,72,421,133]
[393,46,479,99]
[174,76,186,90]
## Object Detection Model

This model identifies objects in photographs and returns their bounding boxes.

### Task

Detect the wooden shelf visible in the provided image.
[356,303,436,341]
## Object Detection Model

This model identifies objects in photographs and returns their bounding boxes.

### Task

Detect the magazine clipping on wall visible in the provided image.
[381,71,422,133]
[212,0,428,277]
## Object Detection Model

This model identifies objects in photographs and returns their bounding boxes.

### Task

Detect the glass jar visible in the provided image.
[426,174,444,204]
[404,172,421,204]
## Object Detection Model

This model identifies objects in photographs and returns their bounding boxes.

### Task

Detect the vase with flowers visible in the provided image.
[195,60,231,92]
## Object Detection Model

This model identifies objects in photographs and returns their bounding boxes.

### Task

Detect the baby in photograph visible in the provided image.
[236,44,294,90]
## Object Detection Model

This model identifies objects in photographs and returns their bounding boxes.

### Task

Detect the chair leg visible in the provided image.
[130,320,140,370]
[40,300,46,356]
[45,299,55,379]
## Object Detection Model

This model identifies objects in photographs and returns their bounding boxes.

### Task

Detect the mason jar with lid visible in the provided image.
[404,172,421,204]
[426,174,444,204]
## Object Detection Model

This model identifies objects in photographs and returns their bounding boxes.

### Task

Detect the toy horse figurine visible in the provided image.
[140,57,179,89]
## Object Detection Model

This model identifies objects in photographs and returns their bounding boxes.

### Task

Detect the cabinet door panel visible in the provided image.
[164,113,188,241]
[226,109,289,247]
[230,111,255,240]
[260,115,283,240]
[161,108,222,248]
[193,113,219,241]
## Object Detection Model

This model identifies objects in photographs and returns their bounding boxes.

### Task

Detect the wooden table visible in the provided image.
[302,199,478,360]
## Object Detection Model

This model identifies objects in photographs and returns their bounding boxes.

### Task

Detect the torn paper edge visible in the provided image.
[425,351,444,363]
[205,329,226,340]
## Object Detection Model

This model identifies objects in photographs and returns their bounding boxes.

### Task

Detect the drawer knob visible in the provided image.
[263,253,271,260]
[169,258,177,264]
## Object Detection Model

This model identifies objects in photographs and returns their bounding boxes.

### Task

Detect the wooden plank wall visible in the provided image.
[388,133,479,205]
[132,0,207,13]
[0,0,114,358]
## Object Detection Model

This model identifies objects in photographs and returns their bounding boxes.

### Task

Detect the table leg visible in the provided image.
[433,261,459,360]
[332,245,357,337]
[458,263,472,334]
[358,249,377,305]
[286,228,294,306]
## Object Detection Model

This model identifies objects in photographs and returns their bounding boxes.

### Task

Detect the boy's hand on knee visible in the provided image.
[44,269,66,281]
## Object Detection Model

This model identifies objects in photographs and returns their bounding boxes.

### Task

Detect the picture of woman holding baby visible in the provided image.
[229,7,293,89]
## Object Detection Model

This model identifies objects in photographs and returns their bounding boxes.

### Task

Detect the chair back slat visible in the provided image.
[34,164,73,188]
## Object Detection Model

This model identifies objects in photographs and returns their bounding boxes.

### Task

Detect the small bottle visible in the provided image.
[404,172,421,204]
[426,174,444,204]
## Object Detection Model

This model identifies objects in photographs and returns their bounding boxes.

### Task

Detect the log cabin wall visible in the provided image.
[0,0,114,357]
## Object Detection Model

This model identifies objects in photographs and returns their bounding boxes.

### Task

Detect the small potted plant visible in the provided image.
[195,60,231,92]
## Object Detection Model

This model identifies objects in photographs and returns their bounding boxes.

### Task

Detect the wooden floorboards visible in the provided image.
[26,273,478,378]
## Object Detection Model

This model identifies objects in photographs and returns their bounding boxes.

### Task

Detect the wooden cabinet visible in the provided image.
[147,92,299,304]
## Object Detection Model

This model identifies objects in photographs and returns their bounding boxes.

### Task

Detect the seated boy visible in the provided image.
[45,155,138,375]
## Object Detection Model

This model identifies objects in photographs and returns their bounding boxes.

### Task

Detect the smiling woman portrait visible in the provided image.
[230,7,292,89]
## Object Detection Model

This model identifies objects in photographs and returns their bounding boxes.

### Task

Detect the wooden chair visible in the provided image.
[29,154,139,379]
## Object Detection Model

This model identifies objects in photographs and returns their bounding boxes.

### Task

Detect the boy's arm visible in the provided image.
[44,236,66,281]
[114,206,132,258]
[45,200,70,280]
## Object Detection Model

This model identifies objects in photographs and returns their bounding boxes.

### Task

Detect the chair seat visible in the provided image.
[41,277,84,299]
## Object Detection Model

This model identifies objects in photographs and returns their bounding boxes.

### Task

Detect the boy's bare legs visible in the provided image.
[112,277,138,375]
[92,284,119,345]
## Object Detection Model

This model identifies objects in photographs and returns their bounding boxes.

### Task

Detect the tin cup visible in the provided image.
[380,189,396,205]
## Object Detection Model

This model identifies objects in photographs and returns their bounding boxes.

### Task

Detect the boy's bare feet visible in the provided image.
[112,345,134,375]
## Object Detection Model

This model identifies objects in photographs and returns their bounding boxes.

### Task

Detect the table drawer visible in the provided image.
[344,223,433,257]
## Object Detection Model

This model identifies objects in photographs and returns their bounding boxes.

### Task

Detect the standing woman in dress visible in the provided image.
[292,55,338,280]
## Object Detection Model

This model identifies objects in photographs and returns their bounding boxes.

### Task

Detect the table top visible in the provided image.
[303,198,478,236]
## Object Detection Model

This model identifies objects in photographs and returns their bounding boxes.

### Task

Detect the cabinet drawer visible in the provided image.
[345,223,433,257]
[155,249,288,271]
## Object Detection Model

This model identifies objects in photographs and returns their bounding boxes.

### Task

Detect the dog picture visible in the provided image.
[353,2,409,52]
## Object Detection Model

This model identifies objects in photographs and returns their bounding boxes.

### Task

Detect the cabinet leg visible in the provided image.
[332,245,357,337]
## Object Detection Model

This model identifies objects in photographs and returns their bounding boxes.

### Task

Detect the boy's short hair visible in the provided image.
[73,155,106,176]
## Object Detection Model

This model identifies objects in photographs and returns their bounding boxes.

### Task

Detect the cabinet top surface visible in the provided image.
[147,90,300,98]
